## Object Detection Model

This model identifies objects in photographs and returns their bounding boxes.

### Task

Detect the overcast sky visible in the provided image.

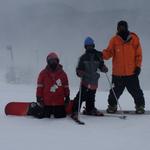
[0,0,150,89]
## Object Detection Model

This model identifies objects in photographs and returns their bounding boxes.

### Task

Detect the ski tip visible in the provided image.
[79,121,85,125]
[75,119,85,125]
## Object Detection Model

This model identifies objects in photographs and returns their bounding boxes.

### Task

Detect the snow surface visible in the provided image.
[0,1,150,149]
[0,76,150,150]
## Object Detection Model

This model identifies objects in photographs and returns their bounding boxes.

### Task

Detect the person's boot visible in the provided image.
[106,105,117,113]
[135,105,145,114]
[28,102,38,115]
[83,107,104,116]
[28,102,44,118]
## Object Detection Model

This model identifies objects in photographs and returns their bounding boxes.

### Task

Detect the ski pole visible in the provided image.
[105,72,126,119]
[77,80,82,119]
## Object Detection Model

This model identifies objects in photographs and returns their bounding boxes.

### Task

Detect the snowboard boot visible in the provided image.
[28,102,37,115]
[28,102,44,118]
[135,105,145,114]
[106,105,117,113]
[83,107,104,116]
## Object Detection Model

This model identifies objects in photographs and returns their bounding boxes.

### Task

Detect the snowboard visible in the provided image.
[5,102,31,116]
[5,101,74,116]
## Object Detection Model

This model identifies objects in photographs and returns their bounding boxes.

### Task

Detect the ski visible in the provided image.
[73,118,85,125]
[99,110,150,115]
[82,111,104,117]
[82,112,126,119]
[103,113,127,119]
[72,117,85,125]
[71,116,85,125]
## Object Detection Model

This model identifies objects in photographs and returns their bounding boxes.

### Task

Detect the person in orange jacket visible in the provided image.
[102,20,145,114]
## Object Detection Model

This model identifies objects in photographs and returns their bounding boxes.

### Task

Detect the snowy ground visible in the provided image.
[0,79,150,150]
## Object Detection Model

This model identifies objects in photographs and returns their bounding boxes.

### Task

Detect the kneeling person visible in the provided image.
[29,52,70,118]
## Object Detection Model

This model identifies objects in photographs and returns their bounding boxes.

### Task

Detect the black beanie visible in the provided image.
[117,20,128,30]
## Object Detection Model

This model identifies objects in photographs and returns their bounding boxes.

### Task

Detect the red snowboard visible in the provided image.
[5,102,31,116]
[5,101,74,116]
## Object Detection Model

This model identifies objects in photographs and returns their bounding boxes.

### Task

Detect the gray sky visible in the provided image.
[0,0,150,89]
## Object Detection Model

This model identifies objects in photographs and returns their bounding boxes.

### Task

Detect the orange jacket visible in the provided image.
[102,32,142,76]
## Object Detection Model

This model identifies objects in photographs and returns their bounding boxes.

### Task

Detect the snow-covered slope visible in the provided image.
[0,1,150,149]
[0,79,150,150]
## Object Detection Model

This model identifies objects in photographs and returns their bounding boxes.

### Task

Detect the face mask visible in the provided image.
[48,63,58,71]
[47,58,59,71]
[117,26,129,41]
[118,25,128,33]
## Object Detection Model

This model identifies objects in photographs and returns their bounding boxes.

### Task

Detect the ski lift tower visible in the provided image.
[6,45,16,83]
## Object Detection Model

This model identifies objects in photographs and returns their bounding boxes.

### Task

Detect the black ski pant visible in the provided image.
[72,86,96,113]
[28,103,66,119]
[108,75,145,107]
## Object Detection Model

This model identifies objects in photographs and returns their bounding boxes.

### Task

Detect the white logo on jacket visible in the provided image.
[50,79,62,92]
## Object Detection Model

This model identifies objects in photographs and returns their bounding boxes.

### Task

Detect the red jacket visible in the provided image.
[36,65,70,106]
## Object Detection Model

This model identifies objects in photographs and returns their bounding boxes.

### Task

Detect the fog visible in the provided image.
[0,0,150,90]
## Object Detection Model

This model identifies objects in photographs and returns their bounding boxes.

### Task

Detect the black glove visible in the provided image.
[36,96,44,107]
[64,96,70,107]
[134,67,141,76]
[99,51,103,58]
[100,65,108,73]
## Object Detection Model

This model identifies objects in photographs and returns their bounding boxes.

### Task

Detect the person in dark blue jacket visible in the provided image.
[71,37,108,119]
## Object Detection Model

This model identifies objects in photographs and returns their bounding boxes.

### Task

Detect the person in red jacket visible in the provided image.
[29,52,70,118]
